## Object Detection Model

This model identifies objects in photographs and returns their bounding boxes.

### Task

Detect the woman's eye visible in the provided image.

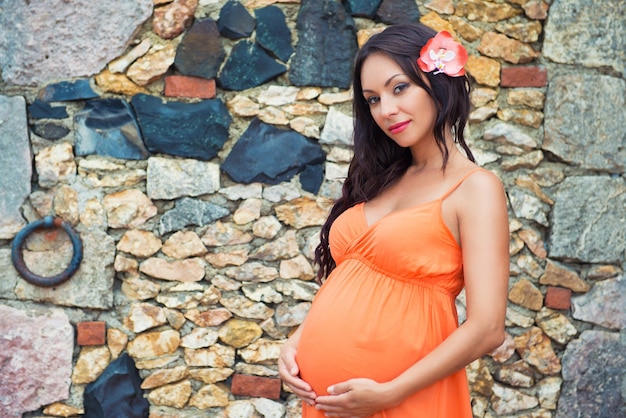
[365,96,379,105]
[393,83,409,94]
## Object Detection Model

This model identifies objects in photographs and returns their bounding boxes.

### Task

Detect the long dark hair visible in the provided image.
[314,23,474,282]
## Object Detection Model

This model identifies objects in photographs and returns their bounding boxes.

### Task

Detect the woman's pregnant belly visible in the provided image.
[295,260,458,395]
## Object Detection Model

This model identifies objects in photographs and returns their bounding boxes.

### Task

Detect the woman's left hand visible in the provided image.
[313,378,400,417]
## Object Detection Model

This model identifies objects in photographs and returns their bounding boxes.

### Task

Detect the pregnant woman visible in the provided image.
[279,23,510,417]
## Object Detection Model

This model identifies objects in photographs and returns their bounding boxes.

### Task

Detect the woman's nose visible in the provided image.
[380,97,398,117]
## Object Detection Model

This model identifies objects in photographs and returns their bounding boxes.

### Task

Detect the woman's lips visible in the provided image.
[388,121,410,134]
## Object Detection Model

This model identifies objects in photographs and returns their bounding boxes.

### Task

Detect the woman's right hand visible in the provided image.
[278,343,317,406]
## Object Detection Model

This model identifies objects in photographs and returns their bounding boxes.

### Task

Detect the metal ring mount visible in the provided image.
[11,216,83,287]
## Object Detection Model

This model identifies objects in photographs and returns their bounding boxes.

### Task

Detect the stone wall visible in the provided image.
[0,0,624,417]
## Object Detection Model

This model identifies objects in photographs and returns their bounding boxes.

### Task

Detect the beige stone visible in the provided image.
[180,327,219,349]
[141,365,189,389]
[514,327,561,375]
[95,68,149,96]
[218,319,263,348]
[420,11,456,35]
[466,55,501,87]
[188,367,234,384]
[508,278,543,311]
[496,20,543,43]
[117,229,162,258]
[127,330,181,359]
[279,254,315,280]
[507,89,545,109]
[189,384,230,409]
[162,230,207,259]
[35,142,76,187]
[489,331,516,363]
[318,90,352,105]
[258,106,290,125]
[103,189,157,229]
[449,16,484,42]
[43,403,84,417]
[227,95,261,117]
[497,108,544,128]
[282,102,327,116]
[135,354,180,370]
[536,307,578,344]
[184,344,236,367]
[289,116,320,138]
[455,0,521,22]
[71,346,111,384]
[478,32,540,64]
[140,257,206,282]
[121,275,161,300]
[185,308,233,327]
[470,87,498,107]
[205,248,249,268]
[425,0,454,14]
[147,380,192,408]
[234,198,263,225]
[127,43,177,86]
[238,338,284,364]
[539,260,590,292]
[201,221,254,246]
[107,328,129,359]
[515,175,553,205]
[275,197,331,229]
[466,358,494,396]
[517,227,547,258]
[296,87,322,101]
[125,302,168,333]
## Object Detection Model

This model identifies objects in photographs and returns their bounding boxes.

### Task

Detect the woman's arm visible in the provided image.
[315,170,510,416]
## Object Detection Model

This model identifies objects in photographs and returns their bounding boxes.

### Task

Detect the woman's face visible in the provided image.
[360,52,438,150]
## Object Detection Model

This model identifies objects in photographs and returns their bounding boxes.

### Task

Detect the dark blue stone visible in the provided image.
[30,122,70,140]
[222,118,326,186]
[130,94,231,161]
[218,0,256,39]
[159,197,230,235]
[74,99,149,160]
[175,18,225,79]
[38,79,99,102]
[299,163,325,194]
[344,0,382,18]
[376,0,420,24]
[218,40,287,91]
[84,353,149,418]
[255,6,294,63]
[288,0,357,89]
[28,99,68,119]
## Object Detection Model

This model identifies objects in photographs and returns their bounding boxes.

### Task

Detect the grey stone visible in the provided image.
[571,276,626,330]
[557,330,626,418]
[14,226,115,309]
[147,157,220,200]
[75,98,149,160]
[544,75,626,172]
[0,0,153,85]
[288,0,357,89]
[543,0,626,77]
[159,197,230,235]
[0,305,74,418]
[0,95,31,239]
[508,187,549,226]
[548,176,626,263]
[320,106,354,146]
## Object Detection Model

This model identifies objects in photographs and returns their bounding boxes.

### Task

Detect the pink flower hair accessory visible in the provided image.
[417,31,468,77]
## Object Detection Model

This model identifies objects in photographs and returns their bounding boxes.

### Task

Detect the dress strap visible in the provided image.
[438,167,485,201]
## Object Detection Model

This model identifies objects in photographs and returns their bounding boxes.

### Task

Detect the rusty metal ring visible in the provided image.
[11,216,83,287]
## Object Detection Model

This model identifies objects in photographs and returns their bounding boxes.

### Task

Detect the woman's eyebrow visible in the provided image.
[362,74,404,94]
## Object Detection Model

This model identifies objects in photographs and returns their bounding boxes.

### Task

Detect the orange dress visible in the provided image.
[295,170,481,418]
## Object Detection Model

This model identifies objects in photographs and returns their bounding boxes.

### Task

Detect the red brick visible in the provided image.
[231,374,281,399]
[76,321,106,346]
[164,75,216,99]
[501,66,547,87]
[544,286,572,310]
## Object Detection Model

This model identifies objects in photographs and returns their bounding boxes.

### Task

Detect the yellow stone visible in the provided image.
[508,278,543,311]
[95,68,149,96]
[466,55,501,87]
[420,11,457,37]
